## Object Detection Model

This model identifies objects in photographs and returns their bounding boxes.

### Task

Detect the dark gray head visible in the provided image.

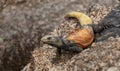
[41,35,63,47]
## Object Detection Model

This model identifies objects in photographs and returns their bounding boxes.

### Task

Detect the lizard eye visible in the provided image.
[47,37,52,40]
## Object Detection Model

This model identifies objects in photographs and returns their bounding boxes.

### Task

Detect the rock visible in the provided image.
[22,2,120,71]
[107,67,119,71]
[0,0,119,71]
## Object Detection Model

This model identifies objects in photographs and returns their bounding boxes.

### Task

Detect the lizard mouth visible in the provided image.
[40,37,52,44]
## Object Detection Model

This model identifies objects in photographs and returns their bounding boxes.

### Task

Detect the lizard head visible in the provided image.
[41,35,63,47]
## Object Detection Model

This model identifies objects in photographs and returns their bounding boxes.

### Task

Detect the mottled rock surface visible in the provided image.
[22,1,120,71]
[0,0,120,71]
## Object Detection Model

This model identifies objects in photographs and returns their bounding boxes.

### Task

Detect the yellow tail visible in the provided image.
[64,11,92,26]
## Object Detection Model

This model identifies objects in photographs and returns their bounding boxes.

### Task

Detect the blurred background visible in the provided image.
[0,0,119,71]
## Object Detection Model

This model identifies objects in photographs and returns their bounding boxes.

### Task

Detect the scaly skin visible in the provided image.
[41,26,94,49]
[41,11,94,56]
[66,26,94,48]
[64,11,92,26]
[41,35,84,52]
[41,6,120,55]
[64,11,94,48]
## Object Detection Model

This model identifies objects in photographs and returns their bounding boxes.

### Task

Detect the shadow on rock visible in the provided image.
[94,5,120,42]
[0,17,43,71]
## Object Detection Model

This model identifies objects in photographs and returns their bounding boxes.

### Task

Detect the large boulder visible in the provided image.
[22,2,120,71]
[0,0,119,71]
